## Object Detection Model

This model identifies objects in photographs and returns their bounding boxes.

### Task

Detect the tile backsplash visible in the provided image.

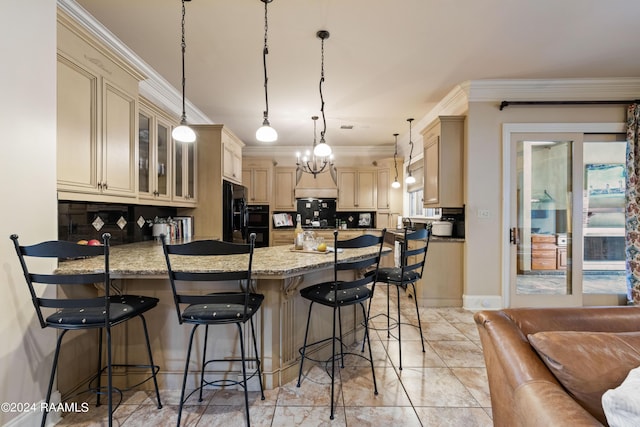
[58,202,177,246]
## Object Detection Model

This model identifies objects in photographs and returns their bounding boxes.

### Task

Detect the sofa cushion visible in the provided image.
[528,331,640,424]
[602,366,640,427]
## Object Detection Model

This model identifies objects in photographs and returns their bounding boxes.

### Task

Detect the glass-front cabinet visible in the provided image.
[173,139,197,205]
[138,101,172,204]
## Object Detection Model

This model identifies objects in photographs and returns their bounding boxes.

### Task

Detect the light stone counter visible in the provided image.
[56,238,390,391]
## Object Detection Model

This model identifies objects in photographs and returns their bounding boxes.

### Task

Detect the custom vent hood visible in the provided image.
[294,170,338,199]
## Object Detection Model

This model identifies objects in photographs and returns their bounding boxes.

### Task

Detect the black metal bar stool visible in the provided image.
[296,229,386,420]
[10,233,162,427]
[161,234,264,427]
[364,226,430,370]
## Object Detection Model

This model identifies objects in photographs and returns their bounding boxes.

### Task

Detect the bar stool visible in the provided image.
[10,233,162,427]
[161,234,264,427]
[296,229,386,420]
[365,226,430,370]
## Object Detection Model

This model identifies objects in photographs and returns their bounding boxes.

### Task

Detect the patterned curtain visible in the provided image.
[626,103,640,304]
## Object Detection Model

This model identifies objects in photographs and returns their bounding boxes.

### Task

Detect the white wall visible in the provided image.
[0,0,58,424]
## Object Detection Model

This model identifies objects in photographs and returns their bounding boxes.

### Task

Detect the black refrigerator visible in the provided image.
[222,180,248,243]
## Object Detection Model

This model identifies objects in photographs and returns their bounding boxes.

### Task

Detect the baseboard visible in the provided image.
[4,391,62,427]
[462,294,503,311]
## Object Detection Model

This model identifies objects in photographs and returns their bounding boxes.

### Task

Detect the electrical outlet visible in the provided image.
[477,209,490,218]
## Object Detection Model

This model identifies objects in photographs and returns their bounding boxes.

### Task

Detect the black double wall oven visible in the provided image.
[247,204,270,247]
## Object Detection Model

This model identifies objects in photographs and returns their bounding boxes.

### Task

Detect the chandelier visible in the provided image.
[296,116,335,181]
[296,30,335,182]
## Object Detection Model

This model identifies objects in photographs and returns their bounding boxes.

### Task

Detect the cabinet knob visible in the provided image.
[103,182,108,190]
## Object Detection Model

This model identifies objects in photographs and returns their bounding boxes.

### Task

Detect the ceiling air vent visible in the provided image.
[340,125,354,130]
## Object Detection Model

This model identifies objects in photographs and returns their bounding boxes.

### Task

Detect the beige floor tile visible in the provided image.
[55,403,138,426]
[414,406,493,426]
[430,340,486,368]
[196,404,275,427]
[207,388,278,406]
[271,406,347,426]
[451,367,492,407]
[383,340,447,369]
[341,366,411,407]
[399,367,479,407]
[116,404,204,427]
[345,406,422,426]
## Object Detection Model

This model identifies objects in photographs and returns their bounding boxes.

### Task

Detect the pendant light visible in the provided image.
[405,118,416,184]
[314,30,332,157]
[172,0,196,143]
[391,133,401,189]
[255,0,278,142]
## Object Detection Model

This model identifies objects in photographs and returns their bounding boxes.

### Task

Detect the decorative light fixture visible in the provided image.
[391,133,401,189]
[255,0,278,142]
[314,30,332,157]
[296,116,334,180]
[296,30,336,182]
[405,118,416,184]
[172,0,196,143]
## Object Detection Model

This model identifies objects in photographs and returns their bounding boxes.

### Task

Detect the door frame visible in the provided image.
[501,122,625,308]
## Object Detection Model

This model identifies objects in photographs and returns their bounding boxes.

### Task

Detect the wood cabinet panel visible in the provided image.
[274,167,296,210]
[337,169,376,210]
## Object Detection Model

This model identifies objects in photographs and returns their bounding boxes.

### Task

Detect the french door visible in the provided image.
[504,124,626,308]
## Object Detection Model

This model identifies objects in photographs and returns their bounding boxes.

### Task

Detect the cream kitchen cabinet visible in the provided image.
[173,139,197,206]
[223,136,243,184]
[274,167,296,210]
[243,159,272,204]
[377,168,391,210]
[422,116,465,207]
[337,169,376,210]
[138,99,174,204]
[57,11,144,202]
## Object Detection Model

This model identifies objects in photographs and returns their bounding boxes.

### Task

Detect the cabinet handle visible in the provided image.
[97,182,102,190]
[510,227,519,245]
[103,182,108,190]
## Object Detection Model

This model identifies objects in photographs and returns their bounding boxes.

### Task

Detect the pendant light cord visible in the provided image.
[179,0,187,123]
[319,35,326,142]
[407,118,414,175]
[393,133,400,181]
[262,0,270,120]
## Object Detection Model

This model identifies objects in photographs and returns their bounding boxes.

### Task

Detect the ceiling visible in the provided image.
[71,0,640,157]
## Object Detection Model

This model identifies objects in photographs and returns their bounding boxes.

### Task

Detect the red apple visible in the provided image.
[87,239,101,246]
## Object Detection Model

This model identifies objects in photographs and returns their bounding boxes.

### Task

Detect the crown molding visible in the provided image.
[243,145,395,163]
[57,0,212,124]
[465,78,640,102]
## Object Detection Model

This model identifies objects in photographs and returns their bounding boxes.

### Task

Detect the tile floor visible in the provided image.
[58,287,491,426]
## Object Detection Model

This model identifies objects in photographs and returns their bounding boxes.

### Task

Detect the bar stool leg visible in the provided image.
[41,331,67,427]
[139,315,163,408]
[96,328,103,407]
[249,317,265,400]
[337,307,345,368]
[106,326,113,427]
[411,282,426,352]
[296,302,314,387]
[178,325,198,427]
[396,284,403,370]
[199,325,209,402]
[360,302,378,395]
[330,306,337,420]
[237,323,251,427]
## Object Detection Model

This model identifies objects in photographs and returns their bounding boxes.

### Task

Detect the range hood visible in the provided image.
[294,170,338,199]
[294,187,338,199]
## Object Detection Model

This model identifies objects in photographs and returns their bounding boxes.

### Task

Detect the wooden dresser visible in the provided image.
[531,234,557,270]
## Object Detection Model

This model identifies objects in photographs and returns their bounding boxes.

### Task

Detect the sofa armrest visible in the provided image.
[515,381,602,427]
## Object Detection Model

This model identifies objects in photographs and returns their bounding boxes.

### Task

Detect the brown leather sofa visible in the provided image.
[474,306,640,427]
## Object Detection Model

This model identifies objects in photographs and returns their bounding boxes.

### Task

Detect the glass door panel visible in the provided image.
[510,133,583,307]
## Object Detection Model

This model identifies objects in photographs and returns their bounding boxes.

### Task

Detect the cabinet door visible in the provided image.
[155,120,171,200]
[251,168,270,203]
[223,142,242,183]
[357,170,376,209]
[174,140,184,199]
[424,135,440,205]
[186,142,196,201]
[338,170,357,209]
[57,57,99,193]
[274,168,295,210]
[101,81,136,197]
[138,111,151,195]
[377,169,390,209]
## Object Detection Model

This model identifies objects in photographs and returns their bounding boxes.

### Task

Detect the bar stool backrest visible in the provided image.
[10,233,111,329]
[330,229,386,301]
[161,234,256,324]
[399,227,430,282]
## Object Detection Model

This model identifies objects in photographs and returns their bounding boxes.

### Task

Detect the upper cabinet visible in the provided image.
[422,116,465,207]
[223,136,243,184]
[243,159,272,204]
[377,168,391,210]
[274,167,296,210]
[56,10,144,202]
[138,98,174,204]
[173,139,197,206]
[337,169,377,210]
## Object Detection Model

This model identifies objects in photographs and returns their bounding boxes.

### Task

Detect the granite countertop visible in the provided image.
[386,228,464,242]
[55,239,391,280]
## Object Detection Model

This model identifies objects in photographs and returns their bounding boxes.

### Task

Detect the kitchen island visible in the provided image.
[55,238,390,391]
